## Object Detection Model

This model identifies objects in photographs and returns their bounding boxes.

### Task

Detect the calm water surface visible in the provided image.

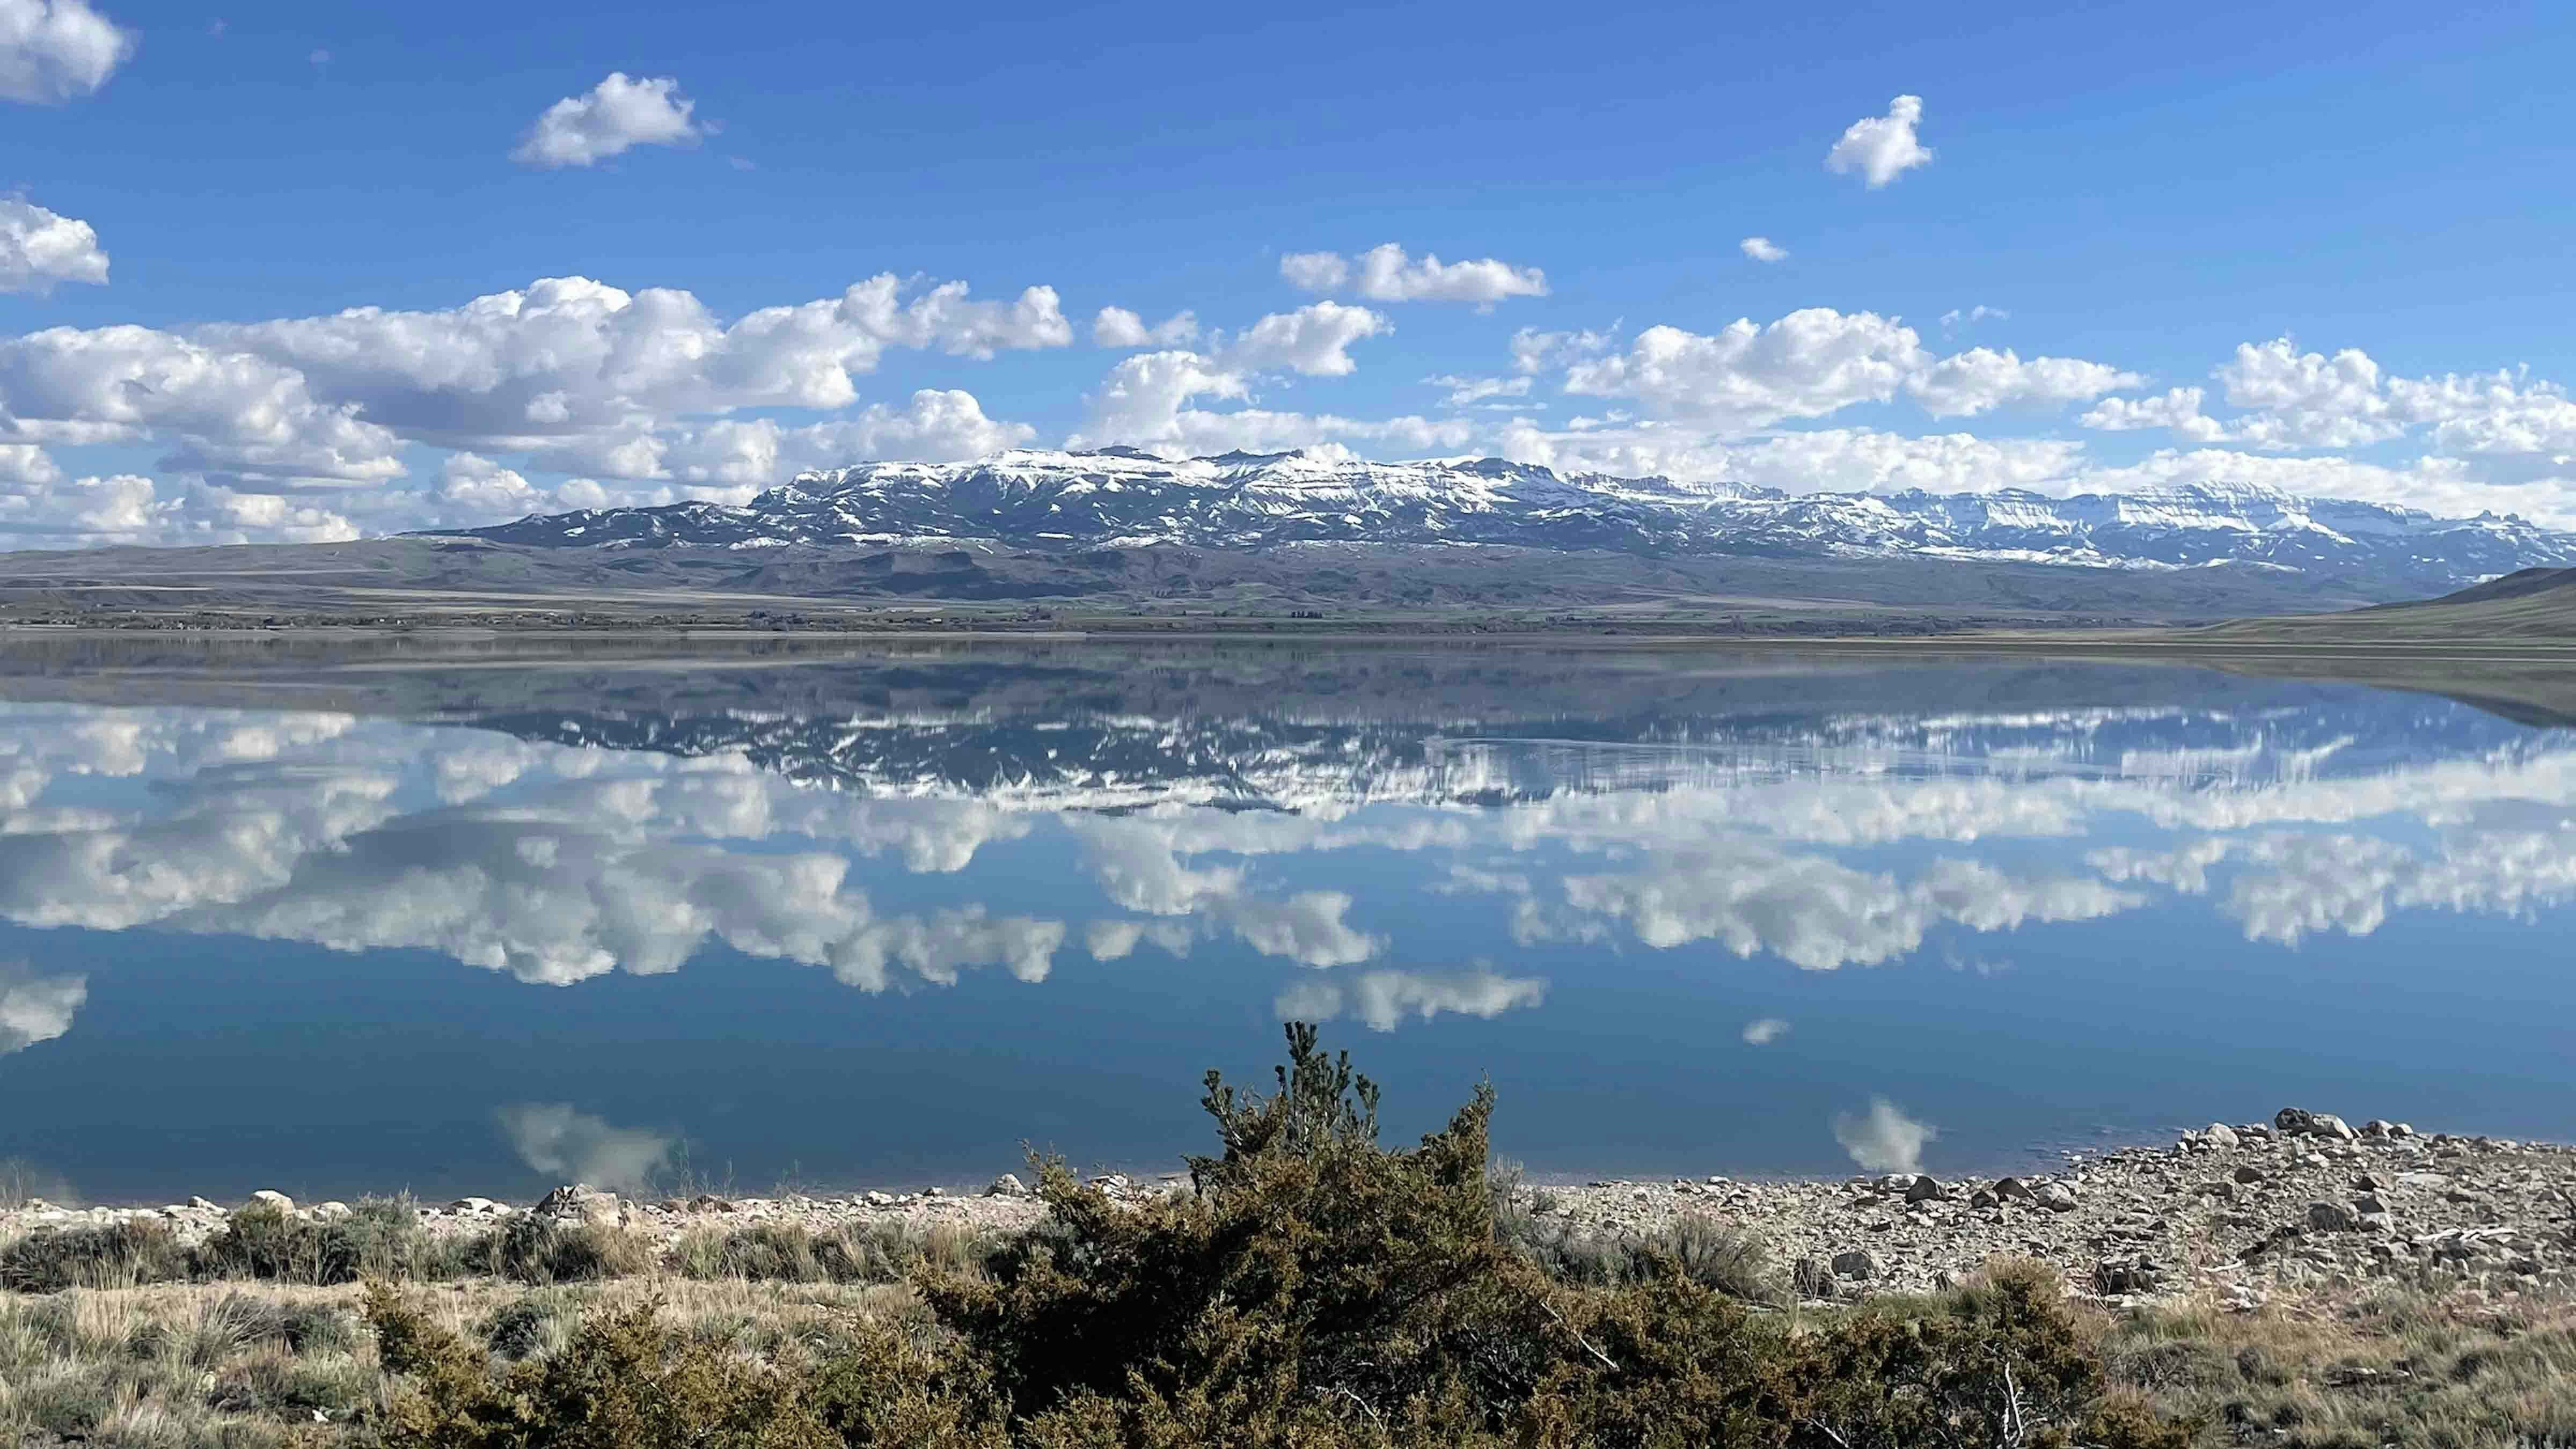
[2,643,2572,1202]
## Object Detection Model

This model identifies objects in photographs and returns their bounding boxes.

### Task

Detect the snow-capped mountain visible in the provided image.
[447,447,2576,591]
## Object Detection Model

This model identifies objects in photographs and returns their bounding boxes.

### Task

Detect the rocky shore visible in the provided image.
[7,1110,2570,1312]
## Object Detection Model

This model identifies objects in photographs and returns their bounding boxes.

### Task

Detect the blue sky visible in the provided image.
[5,0,2576,545]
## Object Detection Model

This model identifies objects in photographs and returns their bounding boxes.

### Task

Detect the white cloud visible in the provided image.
[1558,309,2137,434]
[1825,94,1933,188]
[2080,385,2227,441]
[1904,347,2143,418]
[434,451,541,519]
[1510,326,1617,376]
[1218,301,1391,377]
[0,442,60,484]
[513,72,704,169]
[1276,970,1548,1032]
[0,0,131,103]
[1739,236,1788,264]
[1424,374,1532,408]
[1833,1096,1936,1173]
[0,957,84,1055]
[1740,1016,1789,1045]
[1091,306,1199,348]
[1939,305,2007,329]
[497,1102,673,1190]
[1283,243,1547,308]
[0,197,108,294]
[1278,251,1349,292]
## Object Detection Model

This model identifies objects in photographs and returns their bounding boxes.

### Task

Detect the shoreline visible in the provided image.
[11,1109,2569,1311]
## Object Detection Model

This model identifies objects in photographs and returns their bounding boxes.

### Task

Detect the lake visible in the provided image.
[3,639,2572,1204]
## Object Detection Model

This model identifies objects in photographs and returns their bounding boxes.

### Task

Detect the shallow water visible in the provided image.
[2,642,2572,1203]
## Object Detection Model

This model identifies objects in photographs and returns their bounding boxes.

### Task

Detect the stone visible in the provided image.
[188,1196,218,1211]
[985,1174,1028,1197]
[2276,1108,2358,1141]
[2033,1182,2079,1213]
[534,1184,621,1227]
[247,1190,295,1212]
[2307,1200,2359,1232]
[863,1191,894,1207]
[2204,1124,2241,1150]
[2092,1256,2163,1294]
[1904,1175,1944,1204]
[2352,1194,2388,1217]
[312,1201,352,1220]
[2241,1123,2277,1141]
[924,1186,946,1198]
[1993,1177,2037,1203]
[1969,1188,1999,1209]
[2234,1165,2268,1185]
[1831,1249,1881,1280]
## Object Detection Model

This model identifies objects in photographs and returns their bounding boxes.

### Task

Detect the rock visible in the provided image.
[985,1174,1028,1197]
[2204,1124,2241,1150]
[2034,1182,2079,1213]
[2276,1108,2358,1141]
[1970,1188,1999,1209]
[1831,1249,1880,1280]
[534,1184,621,1227]
[924,1186,946,1198]
[2361,1119,2397,1140]
[2241,1123,2277,1142]
[1993,1177,2037,1203]
[2307,1201,2359,1232]
[2092,1256,2163,1294]
[1875,1174,1921,1196]
[312,1201,352,1220]
[247,1190,295,1212]
[188,1196,218,1211]
[2352,1194,2389,1217]
[1792,1257,1838,1298]
[1904,1175,1944,1204]
[449,1196,504,1214]
[863,1191,894,1208]
[2234,1165,2268,1185]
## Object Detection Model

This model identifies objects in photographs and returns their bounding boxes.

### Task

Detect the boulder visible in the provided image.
[2203,1124,2241,1150]
[312,1201,352,1221]
[2234,1165,2268,1185]
[533,1183,622,1227]
[1993,1177,2037,1203]
[1969,1188,1999,1210]
[985,1173,1029,1197]
[1904,1175,1944,1204]
[247,1190,295,1212]
[2351,1194,2388,1217]
[2275,1108,2358,1141]
[1831,1249,1880,1280]
[188,1196,218,1211]
[2307,1200,2358,1232]
[2033,1182,2080,1213]
[2092,1256,2163,1295]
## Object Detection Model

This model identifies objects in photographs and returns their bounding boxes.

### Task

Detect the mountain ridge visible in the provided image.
[439,448,2576,596]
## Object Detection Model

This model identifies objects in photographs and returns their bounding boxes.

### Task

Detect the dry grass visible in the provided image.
[2099,1282,2576,1448]
[0,1272,918,1447]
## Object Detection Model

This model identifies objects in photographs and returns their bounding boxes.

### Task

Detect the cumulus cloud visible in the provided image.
[1834,1096,1936,1173]
[1825,95,1933,188]
[0,196,107,294]
[1738,236,1788,264]
[1425,374,1532,408]
[497,1103,674,1190]
[1562,309,2134,432]
[1275,970,1548,1032]
[1070,303,1435,451]
[513,73,704,169]
[1740,1016,1790,1045]
[1091,306,1198,348]
[0,957,84,1055]
[1282,243,1547,307]
[0,0,131,103]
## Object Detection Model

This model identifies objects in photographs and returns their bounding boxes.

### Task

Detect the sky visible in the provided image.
[5,0,2576,548]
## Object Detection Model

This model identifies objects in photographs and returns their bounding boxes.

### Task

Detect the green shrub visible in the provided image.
[363,1023,2193,1448]
[0,1218,190,1292]
[192,1195,450,1286]
[469,1214,655,1285]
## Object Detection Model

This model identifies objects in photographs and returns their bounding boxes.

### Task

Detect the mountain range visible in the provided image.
[447,447,2576,597]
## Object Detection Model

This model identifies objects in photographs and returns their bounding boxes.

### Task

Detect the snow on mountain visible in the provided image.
[445,448,2576,591]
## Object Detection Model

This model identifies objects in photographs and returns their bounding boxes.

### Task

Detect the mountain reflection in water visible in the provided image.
[1,645,2571,1203]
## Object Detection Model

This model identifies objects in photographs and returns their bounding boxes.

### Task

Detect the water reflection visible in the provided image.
[0,646,2572,1198]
